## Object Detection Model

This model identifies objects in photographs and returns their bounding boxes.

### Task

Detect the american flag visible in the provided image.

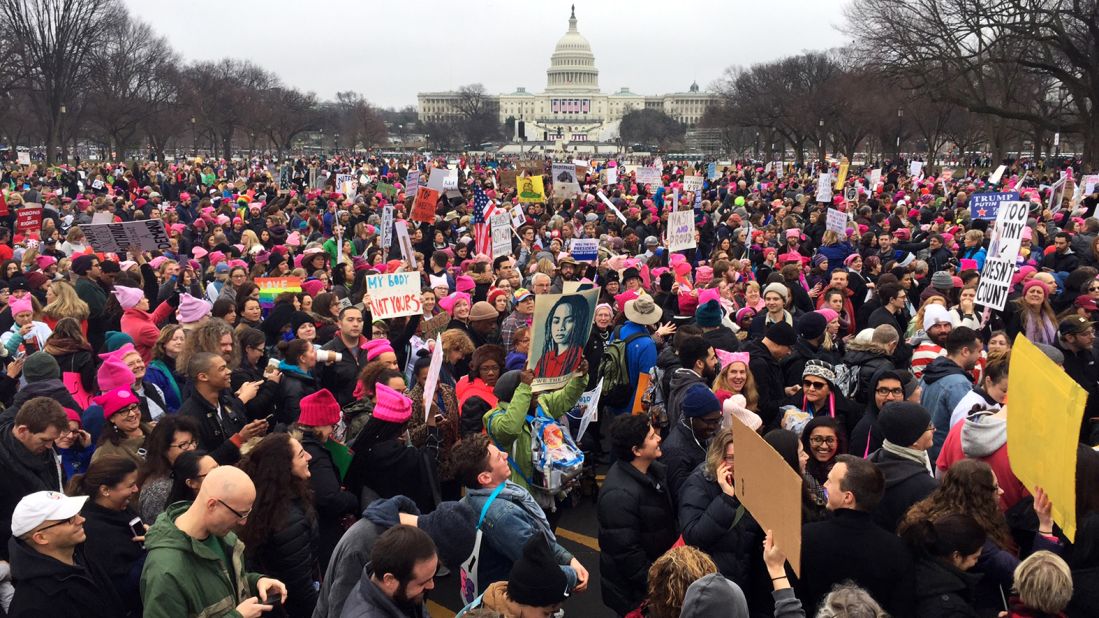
[471,185,498,257]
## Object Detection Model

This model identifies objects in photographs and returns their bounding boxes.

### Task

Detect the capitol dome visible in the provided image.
[546,5,600,93]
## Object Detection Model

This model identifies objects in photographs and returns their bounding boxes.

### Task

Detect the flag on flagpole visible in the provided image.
[472,185,498,257]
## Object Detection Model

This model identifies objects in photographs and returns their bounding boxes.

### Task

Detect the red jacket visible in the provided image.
[120,302,174,363]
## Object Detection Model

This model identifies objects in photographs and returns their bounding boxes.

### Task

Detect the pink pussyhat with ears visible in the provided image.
[176,294,212,324]
[111,286,145,310]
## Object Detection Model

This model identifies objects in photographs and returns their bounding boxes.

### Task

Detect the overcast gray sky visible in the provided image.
[121,0,852,109]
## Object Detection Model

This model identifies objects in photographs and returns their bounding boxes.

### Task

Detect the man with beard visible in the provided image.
[910,305,954,380]
[340,525,438,618]
[665,337,720,429]
[551,255,578,293]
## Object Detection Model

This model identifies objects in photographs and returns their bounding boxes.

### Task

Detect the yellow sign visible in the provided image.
[834,157,850,191]
[516,174,546,203]
[1007,334,1086,541]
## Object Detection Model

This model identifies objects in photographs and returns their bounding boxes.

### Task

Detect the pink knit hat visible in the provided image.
[97,356,134,392]
[698,288,722,306]
[8,297,32,316]
[95,387,139,420]
[455,275,475,294]
[35,255,56,270]
[111,286,145,310]
[361,338,395,361]
[437,292,470,315]
[99,343,137,363]
[695,266,714,285]
[301,279,325,298]
[177,294,212,324]
[816,308,840,323]
[298,388,341,427]
[1023,278,1049,296]
[372,383,412,424]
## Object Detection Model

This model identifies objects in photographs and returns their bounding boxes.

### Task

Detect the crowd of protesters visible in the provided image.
[0,151,1094,618]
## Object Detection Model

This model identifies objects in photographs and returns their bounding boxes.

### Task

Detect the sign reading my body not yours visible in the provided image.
[365,273,423,320]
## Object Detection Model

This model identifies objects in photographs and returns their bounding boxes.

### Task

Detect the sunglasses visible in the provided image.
[802,380,829,390]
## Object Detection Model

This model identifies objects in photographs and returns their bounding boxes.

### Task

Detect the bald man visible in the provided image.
[140,466,287,618]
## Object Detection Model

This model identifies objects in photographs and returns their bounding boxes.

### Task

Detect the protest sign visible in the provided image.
[909,161,924,177]
[989,200,1029,261]
[571,238,598,262]
[732,416,802,575]
[427,167,449,191]
[516,175,546,203]
[380,205,394,249]
[365,272,423,320]
[635,166,660,185]
[815,173,832,203]
[968,192,1020,220]
[572,379,602,443]
[442,168,459,190]
[411,187,439,224]
[1083,174,1099,196]
[666,210,696,252]
[256,277,302,309]
[683,174,704,195]
[597,191,628,224]
[16,151,30,165]
[989,165,1008,185]
[15,205,42,235]
[604,166,618,186]
[825,208,847,235]
[974,258,1015,311]
[551,162,581,198]
[377,182,397,199]
[527,289,599,393]
[833,158,849,190]
[394,220,417,269]
[632,373,650,415]
[91,211,115,224]
[1047,176,1068,212]
[510,204,527,228]
[405,170,420,195]
[79,219,172,253]
[868,168,882,189]
[707,162,718,180]
[499,169,517,191]
[422,334,444,422]
[491,212,512,259]
[1007,334,1087,541]
[336,173,356,197]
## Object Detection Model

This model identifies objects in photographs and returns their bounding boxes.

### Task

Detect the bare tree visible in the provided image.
[1,0,117,163]
[254,87,319,156]
[452,84,501,146]
[181,59,273,159]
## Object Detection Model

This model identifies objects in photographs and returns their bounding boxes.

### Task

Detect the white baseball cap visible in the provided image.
[11,491,87,538]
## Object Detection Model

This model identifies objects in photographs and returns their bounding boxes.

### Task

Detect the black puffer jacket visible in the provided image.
[80,501,147,615]
[7,540,124,618]
[596,460,678,615]
[276,366,319,426]
[300,433,359,575]
[867,449,938,533]
[841,347,895,406]
[247,499,319,618]
[678,463,763,591]
[659,422,706,508]
[913,557,981,618]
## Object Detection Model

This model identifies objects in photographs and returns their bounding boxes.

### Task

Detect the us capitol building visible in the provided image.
[417,6,718,146]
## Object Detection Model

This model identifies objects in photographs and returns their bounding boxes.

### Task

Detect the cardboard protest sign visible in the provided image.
[635,166,660,186]
[597,191,627,224]
[422,334,443,422]
[394,220,417,269]
[667,210,696,252]
[1007,334,1087,541]
[256,277,303,309]
[968,192,1020,220]
[510,205,527,228]
[815,173,832,203]
[405,170,420,195]
[632,373,650,415]
[365,272,423,320]
[516,175,546,203]
[683,174,704,195]
[79,219,172,253]
[571,238,598,262]
[527,288,599,393]
[411,188,439,224]
[572,379,602,443]
[499,169,518,191]
[551,163,581,199]
[825,208,847,235]
[491,212,512,259]
[989,165,1008,185]
[15,205,42,235]
[380,205,394,249]
[732,416,803,575]
[604,166,618,186]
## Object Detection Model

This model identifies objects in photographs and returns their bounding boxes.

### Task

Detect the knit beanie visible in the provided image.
[878,402,932,447]
[301,278,326,298]
[455,275,475,294]
[23,352,59,383]
[507,536,570,607]
[111,286,145,310]
[763,282,789,300]
[802,359,836,386]
[681,383,721,419]
[930,271,954,290]
[372,383,412,424]
[494,370,523,402]
[103,333,135,355]
[289,312,314,336]
[97,356,134,392]
[95,388,139,420]
[765,321,796,347]
[298,389,341,427]
[796,312,828,340]
[177,293,212,324]
[695,299,723,328]
[815,308,839,324]
[922,304,955,331]
[361,338,395,361]
[8,297,32,317]
[417,501,478,569]
[72,254,96,276]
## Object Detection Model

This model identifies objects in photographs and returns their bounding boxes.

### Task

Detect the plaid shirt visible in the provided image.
[500,310,533,353]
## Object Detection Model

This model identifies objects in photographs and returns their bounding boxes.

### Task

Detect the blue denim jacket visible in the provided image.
[462,481,577,593]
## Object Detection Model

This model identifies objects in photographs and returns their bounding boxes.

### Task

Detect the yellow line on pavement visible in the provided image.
[557,527,600,551]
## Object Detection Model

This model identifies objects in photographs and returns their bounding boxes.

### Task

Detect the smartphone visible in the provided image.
[264,414,275,426]
[267,358,280,371]
[128,516,144,538]
[265,591,283,606]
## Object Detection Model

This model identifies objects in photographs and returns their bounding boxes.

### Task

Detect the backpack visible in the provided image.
[486,404,585,498]
[640,372,669,431]
[599,326,647,408]
[832,362,860,399]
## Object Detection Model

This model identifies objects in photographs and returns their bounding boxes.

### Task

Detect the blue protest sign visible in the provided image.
[968,192,1020,220]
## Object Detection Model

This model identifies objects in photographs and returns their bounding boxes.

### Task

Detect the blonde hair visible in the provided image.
[702,428,734,481]
[712,361,759,411]
[644,546,718,618]
[240,229,261,252]
[441,328,475,357]
[42,280,90,321]
[1013,551,1073,614]
[816,583,889,617]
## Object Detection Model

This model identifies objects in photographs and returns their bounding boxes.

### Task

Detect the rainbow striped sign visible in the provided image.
[256,277,302,308]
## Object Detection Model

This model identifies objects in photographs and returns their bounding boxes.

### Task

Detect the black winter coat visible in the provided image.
[177,391,247,465]
[345,429,440,514]
[780,337,840,388]
[659,422,706,508]
[276,368,319,426]
[7,540,124,618]
[230,363,281,422]
[300,433,359,575]
[701,326,740,353]
[867,449,938,533]
[316,336,365,407]
[596,460,678,615]
[912,558,981,618]
[744,339,785,429]
[842,347,896,407]
[678,464,762,589]
[247,499,319,618]
[80,501,146,615]
[0,414,62,561]
[50,348,97,394]
[9,379,81,416]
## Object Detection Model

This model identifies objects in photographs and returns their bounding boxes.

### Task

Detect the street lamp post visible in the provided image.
[191,117,197,157]
[334,132,340,153]
[896,108,903,161]
[818,119,824,165]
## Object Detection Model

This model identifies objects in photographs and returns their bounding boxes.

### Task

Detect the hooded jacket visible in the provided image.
[678,573,750,618]
[936,410,1027,511]
[7,539,124,618]
[841,346,896,406]
[666,368,706,429]
[0,412,63,561]
[867,448,938,533]
[848,368,900,457]
[920,356,974,461]
[140,502,264,618]
[912,557,981,618]
[9,379,82,417]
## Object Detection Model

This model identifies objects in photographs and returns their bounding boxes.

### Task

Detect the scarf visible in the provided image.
[43,335,92,356]
[1024,309,1056,345]
[882,439,933,475]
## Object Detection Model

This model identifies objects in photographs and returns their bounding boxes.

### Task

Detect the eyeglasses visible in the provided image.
[216,498,252,520]
[479,364,501,374]
[36,515,80,533]
[115,406,141,419]
[171,439,198,450]
[875,387,904,397]
[809,436,837,446]
[802,380,829,390]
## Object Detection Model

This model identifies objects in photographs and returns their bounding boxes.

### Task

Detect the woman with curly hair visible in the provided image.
[237,432,319,618]
[899,459,1065,613]
[628,545,718,618]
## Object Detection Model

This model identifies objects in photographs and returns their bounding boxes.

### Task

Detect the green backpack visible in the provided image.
[599,326,647,408]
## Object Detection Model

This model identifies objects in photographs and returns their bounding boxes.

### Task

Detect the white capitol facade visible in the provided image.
[417,6,718,145]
